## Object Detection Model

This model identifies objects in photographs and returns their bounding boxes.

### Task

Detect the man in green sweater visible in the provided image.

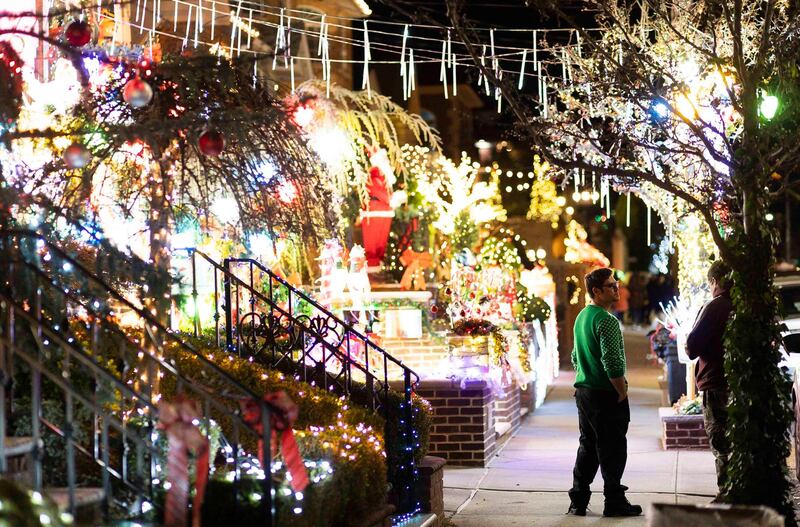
[567,268,642,517]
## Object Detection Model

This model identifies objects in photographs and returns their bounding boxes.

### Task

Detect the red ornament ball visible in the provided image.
[198,129,225,156]
[65,20,92,47]
[445,287,452,295]
[431,305,439,314]
[64,143,91,169]
[123,77,153,108]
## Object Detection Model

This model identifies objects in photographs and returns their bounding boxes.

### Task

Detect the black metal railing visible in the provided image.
[174,248,420,515]
[0,230,274,524]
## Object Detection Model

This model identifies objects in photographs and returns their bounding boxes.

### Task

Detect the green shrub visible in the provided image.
[160,338,388,526]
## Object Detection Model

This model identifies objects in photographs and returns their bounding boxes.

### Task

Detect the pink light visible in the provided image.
[293,105,314,129]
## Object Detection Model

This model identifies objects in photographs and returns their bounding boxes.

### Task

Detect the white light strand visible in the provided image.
[626,192,631,227]
[184,4,193,49]
[139,0,147,34]
[409,48,416,95]
[362,20,371,97]
[317,14,326,56]
[247,9,253,49]
[399,24,409,99]
[440,37,448,99]
[210,0,216,40]
[228,2,237,56]
[518,48,526,90]
[193,3,199,47]
[647,203,652,245]
[273,8,285,69]
[496,70,503,113]
[290,57,295,91]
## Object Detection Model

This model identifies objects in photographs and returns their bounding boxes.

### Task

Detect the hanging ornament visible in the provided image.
[64,143,91,168]
[198,129,225,156]
[0,42,23,126]
[64,19,92,47]
[123,77,153,108]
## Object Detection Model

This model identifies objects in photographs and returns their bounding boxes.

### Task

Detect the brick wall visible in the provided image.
[418,456,446,526]
[659,408,709,450]
[416,379,497,466]
[382,337,450,373]
[494,385,522,437]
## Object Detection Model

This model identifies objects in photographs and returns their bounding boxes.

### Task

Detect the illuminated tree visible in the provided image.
[2,11,335,320]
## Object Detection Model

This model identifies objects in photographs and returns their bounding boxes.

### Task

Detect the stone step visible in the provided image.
[4,436,37,457]
[46,487,105,526]
[46,487,105,511]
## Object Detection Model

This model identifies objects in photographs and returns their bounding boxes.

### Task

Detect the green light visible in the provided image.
[759,93,779,120]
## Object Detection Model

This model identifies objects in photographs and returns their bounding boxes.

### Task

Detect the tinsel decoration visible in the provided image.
[0,42,23,128]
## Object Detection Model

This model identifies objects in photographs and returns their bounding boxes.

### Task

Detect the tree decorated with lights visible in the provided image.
[2,9,336,322]
[444,0,800,516]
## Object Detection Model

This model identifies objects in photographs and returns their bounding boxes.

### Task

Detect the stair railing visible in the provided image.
[175,248,421,516]
[0,230,274,524]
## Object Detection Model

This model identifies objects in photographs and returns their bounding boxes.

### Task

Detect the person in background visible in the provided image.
[567,268,642,517]
[686,260,733,501]
[613,272,630,323]
[629,272,647,326]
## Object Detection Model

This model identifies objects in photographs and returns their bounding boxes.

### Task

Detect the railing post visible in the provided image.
[260,400,273,527]
[400,368,417,515]
[0,301,7,474]
[191,250,200,337]
[223,258,234,353]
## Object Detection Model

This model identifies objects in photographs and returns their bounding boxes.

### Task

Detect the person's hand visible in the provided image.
[617,392,627,403]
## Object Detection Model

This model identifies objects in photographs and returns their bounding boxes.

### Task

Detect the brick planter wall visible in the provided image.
[659,408,709,450]
[382,337,449,373]
[494,385,522,437]
[417,456,446,526]
[415,379,497,466]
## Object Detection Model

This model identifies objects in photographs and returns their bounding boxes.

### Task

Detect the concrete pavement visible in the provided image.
[443,328,718,526]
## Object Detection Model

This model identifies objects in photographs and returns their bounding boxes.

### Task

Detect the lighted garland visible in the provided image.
[526,155,563,227]
[515,287,552,324]
[478,236,522,273]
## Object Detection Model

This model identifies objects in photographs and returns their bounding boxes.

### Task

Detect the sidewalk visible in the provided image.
[443,330,718,526]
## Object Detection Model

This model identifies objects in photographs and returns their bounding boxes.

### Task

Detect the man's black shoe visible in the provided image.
[567,503,587,516]
[603,500,642,517]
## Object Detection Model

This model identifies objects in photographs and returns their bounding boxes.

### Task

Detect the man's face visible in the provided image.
[594,276,620,304]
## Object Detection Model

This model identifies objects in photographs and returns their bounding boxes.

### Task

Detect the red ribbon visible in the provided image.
[157,396,209,527]
[241,391,309,492]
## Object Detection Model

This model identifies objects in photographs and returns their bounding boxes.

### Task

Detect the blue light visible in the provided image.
[649,99,670,122]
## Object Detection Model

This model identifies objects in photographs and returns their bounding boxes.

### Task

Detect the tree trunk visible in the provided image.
[142,155,173,398]
[724,186,794,523]
[146,156,174,326]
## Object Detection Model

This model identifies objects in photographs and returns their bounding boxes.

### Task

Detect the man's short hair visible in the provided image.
[585,267,614,299]
[708,260,732,290]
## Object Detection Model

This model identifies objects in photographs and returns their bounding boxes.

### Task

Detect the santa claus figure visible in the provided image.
[359,147,398,269]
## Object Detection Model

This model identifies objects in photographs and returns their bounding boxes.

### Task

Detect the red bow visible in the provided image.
[157,396,209,527]
[241,391,309,492]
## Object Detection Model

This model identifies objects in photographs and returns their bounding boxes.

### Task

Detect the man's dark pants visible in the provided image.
[702,389,729,491]
[569,387,631,506]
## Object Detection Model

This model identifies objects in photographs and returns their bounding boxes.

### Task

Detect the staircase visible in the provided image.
[0,230,275,525]
[175,249,421,517]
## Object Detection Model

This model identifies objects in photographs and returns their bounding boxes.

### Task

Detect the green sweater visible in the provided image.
[571,304,626,391]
